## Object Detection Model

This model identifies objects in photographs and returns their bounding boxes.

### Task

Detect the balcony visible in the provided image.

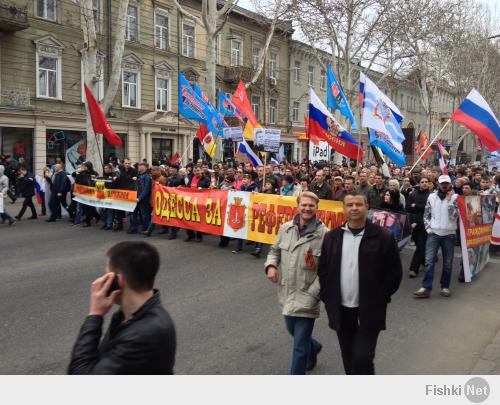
[0,3,29,33]
[224,66,258,84]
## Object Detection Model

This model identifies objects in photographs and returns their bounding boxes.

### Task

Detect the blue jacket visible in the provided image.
[137,172,152,204]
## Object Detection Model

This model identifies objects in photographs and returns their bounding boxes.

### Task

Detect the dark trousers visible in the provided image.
[187,229,203,240]
[409,226,427,273]
[336,306,380,375]
[17,196,37,219]
[48,193,68,220]
[82,204,100,225]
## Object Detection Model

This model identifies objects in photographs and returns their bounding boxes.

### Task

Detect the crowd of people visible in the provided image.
[1,152,499,375]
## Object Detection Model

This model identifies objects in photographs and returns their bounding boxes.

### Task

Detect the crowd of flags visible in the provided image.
[82,63,500,170]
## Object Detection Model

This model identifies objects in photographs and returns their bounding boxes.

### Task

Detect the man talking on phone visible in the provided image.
[68,241,176,374]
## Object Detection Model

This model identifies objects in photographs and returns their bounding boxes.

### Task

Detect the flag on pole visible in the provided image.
[193,83,227,135]
[360,72,404,123]
[361,73,405,145]
[451,89,500,152]
[170,152,180,164]
[237,139,263,167]
[308,88,363,161]
[218,92,245,123]
[231,81,258,128]
[436,141,448,175]
[326,65,359,132]
[84,84,122,146]
[196,124,216,158]
[369,129,406,168]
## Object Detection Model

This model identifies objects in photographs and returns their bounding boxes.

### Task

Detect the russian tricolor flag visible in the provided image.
[237,139,263,167]
[451,89,500,152]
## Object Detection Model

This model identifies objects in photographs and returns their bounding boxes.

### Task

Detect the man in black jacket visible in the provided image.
[318,191,402,374]
[406,177,430,278]
[15,167,37,220]
[46,163,70,222]
[68,241,176,374]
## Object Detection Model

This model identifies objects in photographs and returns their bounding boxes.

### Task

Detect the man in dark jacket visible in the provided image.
[367,174,386,208]
[128,163,152,234]
[318,191,402,374]
[185,165,210,241]
[113,158,137,231]
[46,163,70,222]
[310,170,332,200]
[15,167,37,220]
[68,241,176,374]
[406,177,430,278]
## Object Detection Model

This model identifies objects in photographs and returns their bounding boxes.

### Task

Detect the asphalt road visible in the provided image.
[1,206,499,375]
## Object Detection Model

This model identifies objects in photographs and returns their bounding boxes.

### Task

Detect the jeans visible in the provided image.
[73,203,83,224]
[1,209,14,221]
[102,209,114,228]
[422,233,455,290]
[284,315,321,375]
[130,202,151,232]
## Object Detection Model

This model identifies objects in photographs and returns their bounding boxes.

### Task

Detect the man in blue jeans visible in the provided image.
[414,174,459,298]
[265,191,328,374]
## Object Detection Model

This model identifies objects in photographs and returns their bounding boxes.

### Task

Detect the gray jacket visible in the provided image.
[265,216,328,318]
[0,165,9,196]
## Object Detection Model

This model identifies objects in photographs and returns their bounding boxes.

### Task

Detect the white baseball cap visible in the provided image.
[438,175,452,184]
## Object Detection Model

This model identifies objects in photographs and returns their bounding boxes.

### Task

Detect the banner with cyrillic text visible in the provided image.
[458,195,496,281]
[152,184,345,244]
[73,183,137,212]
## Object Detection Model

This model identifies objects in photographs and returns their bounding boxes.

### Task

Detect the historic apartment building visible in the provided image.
[0,0,293,175]
[0,0,476,175]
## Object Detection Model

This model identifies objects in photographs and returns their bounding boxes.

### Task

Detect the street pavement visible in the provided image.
[1,203,500,375]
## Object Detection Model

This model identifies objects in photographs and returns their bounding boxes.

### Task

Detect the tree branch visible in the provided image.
[174,0,203,27]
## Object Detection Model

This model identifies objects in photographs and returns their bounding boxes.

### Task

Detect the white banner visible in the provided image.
[0,192,4,214]
[309,141,331,162]
[223,126,243,142]
[254,128,281,153]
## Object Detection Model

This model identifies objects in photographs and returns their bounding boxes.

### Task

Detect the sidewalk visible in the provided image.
[471,327,500,374]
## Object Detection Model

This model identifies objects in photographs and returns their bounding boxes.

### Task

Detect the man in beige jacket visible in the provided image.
[265,191,328,374]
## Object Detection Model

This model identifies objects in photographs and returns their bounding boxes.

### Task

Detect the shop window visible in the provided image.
[152,138,173,165]
[104,133,127,163]
[46,129,86,173]
[0,127,34,173]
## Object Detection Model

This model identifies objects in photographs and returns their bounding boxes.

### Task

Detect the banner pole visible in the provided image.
[94,134,104,168]
[262,152,267,193]
[409,119,451,173]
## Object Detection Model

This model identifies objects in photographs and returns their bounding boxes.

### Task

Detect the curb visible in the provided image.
[470,328,500,375]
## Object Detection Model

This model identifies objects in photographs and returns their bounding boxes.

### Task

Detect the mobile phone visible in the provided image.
[106,273,120,297]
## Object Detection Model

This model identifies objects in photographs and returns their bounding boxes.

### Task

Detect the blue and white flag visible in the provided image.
[238,139,263,167]
[178,73,211,123]
[369,129,406,168]
[193,82,227,135]
[218,92,245,123]
[361,73,405,146]
[327,65,359,132]
[360,72,403,123]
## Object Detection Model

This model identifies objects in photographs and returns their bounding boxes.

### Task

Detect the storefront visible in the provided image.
[152,136,173,164]
[0,127,34,171]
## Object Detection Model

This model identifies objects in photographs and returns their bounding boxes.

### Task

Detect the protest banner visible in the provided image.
[254,128,281,153]
[152,184,345,244]
[223,126,243,142]
[368,209,411,249]
[458,195,496,281]
[0,192,4,213]
[309,141,332,162]
[73,182,137,212]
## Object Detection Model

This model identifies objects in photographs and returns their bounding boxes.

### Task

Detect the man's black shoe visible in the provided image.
[184,237,194,242]
[167,234,177,240]
[28,216,38,220]
[126,229,138,234]
[46,218,56,222]
[306,343,322,371]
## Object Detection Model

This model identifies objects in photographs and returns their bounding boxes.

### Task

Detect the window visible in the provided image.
[269,50,278,79]
[81,57,104,102]
[292,101,299,122]
[92,0,100,32]
[251,95,260,120]
[252,45,261,70]
[182,22,195,58]
[156,76,170,111]
[38,56,59,98]
[269,98,277,124]
[320,69,326,90]
[126,6,138,41]
[122,71,139,108]
[37,0,56,21]
[308,65,314,86]
[231,38,242,66]
[155,9,169,50]
[294,61,301,82]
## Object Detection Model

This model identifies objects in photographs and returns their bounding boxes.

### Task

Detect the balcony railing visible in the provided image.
[0,3,29,33]
[224,66,258,84]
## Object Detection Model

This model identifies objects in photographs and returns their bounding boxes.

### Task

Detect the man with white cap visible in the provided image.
[414,174,458,298]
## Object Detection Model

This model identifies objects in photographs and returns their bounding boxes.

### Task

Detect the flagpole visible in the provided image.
[262,152,267,193]
[409,119,451,173]
[95,134,104,168]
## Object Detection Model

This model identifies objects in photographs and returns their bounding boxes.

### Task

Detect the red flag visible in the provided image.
[304,114,320,145]
[84,84,122,146]
[170,152,180,164]
[231,81,258,128]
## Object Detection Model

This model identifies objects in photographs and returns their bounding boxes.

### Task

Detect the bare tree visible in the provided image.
[173,0,238,103]
[79,0,130,171]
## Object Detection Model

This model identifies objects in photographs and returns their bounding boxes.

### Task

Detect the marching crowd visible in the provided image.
[1,153,499,375]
